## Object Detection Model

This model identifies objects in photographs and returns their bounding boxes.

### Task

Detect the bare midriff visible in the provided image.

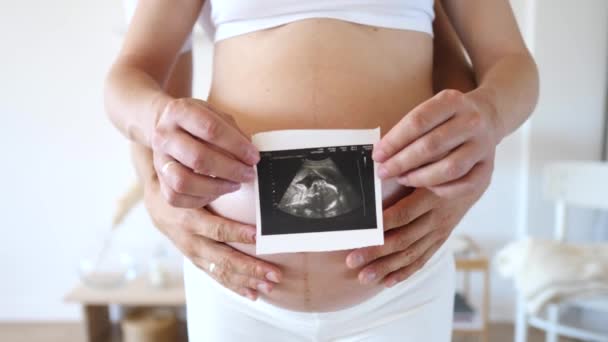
[206,18,434,312]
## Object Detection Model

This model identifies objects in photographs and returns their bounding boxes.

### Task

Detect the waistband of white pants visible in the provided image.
[189,242,453,322]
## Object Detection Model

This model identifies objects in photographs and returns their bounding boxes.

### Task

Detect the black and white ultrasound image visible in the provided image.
[257,144,377,235]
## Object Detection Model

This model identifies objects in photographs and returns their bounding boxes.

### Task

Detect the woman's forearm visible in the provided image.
[131,143,156,186]
[105,0,199,147]
[468,53,539,143]
[441,0,539,143]
[105,64,173,146]
[130,52,194,184]
[105,51,193,147]
[375,0,538,197]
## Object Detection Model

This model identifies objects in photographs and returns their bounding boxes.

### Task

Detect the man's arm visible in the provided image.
[432,0,477,93]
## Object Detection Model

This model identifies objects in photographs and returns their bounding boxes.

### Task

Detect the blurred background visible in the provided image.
[0,0,607,341]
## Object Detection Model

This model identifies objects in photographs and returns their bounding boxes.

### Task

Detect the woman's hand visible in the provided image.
[143,173,282,301]
[373,89,502,199]
[152,98,260,208]
[345,159,492,287]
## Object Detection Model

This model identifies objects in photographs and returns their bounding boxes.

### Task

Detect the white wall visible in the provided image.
[462,0,608,321]
[0,0,606,322]
[0,1,167,320]
[524,0,608,241]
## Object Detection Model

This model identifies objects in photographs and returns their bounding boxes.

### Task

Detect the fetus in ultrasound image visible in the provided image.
[257,145,377,235]
[277,157,361,218]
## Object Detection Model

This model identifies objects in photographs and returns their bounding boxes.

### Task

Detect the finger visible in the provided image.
[164,99,260,165]
[346,213,431,269]
[154,153,242,199]
[398,142,483,188]
[383,239,446,288]
[429,160,493,199]
[358,231,439,285]
[378,114,473,179]
[193,257,262,301]
[382,188,439,230]
[196,257,275,297]
[149,180,257,244]
[211,108,249,140]
[158,178,212,208]
[373,89,463,163]
[153,128,256,183]
[202,102,240,129]
[199,241,283,284]
[193,209,258,244]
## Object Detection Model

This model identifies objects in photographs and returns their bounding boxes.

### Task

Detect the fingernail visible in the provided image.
[398,176,410,186]
[225,182,241,192]
[377,165,389,179]
[241,289,257,301]
[242,167,256,181]
[386,278,398,288]
[256,282,271,295]
[242,228,256,243]
[347,254,364,269]
[373,146,387,161]
[265,271,280,283]
[246,149,260,165]
[361,270,376,284]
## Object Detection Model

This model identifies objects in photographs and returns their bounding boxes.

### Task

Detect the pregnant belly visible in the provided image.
[207,180,413,311]
[205,19,434,312]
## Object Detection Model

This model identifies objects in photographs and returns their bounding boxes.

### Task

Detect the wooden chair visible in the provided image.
[514,161,608,342]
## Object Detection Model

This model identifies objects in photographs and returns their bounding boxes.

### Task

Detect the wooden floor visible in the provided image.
[0,322,577,342]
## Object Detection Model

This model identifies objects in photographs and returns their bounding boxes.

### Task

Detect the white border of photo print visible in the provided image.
[253,128,384,255]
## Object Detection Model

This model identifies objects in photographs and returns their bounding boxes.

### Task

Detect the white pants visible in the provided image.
[184,246,455,342]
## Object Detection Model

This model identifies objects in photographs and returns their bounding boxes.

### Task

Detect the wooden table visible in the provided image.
[453,243,490,342]
[65,274,185,342]
[67,260,490,341]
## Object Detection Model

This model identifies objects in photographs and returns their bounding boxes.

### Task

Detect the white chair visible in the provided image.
[514,161,608,342]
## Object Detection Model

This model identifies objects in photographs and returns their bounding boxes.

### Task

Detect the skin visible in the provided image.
[131,51,281,299]
[128,1,480,301]
[107,0,538,303]
[375,0,539,199]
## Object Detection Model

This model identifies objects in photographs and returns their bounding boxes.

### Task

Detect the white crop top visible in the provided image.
[125,0,435,50]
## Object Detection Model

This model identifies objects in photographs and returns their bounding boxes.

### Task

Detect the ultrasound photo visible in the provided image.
[257,145,377,235]
[252,128,384,254]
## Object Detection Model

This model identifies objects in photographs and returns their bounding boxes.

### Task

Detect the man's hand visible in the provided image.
[143,175,282,301]
[345,158,492,287]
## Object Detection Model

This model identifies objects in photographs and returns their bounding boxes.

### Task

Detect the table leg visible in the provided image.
[482,269,490,342]
[83,305,111,342]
